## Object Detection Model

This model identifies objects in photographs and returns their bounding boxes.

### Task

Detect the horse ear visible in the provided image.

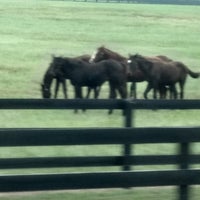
[135,53,140,57]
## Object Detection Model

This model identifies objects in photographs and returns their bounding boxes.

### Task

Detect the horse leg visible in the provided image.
[130,82,137,99]
[117,83,128,116]
[74,86,78,113]
[152,81,159,99]
[78,87,85,113]
[74,86,83,113]
[108,83,117,114]
[109,83,117,99]
[84,87,93,113]
[158,85,167,99]
[61,79,67,99]
[86,87,91,99]
[153,88,157,99]
[179,81,185,99]
[94,86,101,99]
[170,85,177,99]
[143,83,152,99]
[118,83,127,99]
[54,78,60,99]
[94,86,100,99]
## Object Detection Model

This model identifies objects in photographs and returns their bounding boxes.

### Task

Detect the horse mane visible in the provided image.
[97,46,127,61]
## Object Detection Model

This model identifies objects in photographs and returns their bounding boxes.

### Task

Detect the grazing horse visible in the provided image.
[41,58,66,99]
[128,54,200,99]
[50,56,127,101]
[41,54,92,99]
[90,46,173,99]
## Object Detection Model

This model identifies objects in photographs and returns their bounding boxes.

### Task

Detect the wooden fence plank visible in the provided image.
[0,99,199,110]
[0,155,200,169]
[0,127,199,146]
[0,170,200,192]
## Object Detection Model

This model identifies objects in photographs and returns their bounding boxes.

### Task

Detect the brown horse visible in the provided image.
[48,56,127,114]
[90,46,138,97]
[50,56,127,100]
[90,46,174,99]
[128,54,200,99]
[41,54,93,99]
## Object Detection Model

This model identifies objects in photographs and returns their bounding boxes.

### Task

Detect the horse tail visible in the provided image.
[187,68,200,78]
[177,62,200,78]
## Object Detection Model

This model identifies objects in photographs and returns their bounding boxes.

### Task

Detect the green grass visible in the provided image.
[1,187,200,200]
[0,0,200,199]
[0,188,178,200]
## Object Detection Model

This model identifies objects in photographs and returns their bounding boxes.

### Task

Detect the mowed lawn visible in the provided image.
[0,0,200,199]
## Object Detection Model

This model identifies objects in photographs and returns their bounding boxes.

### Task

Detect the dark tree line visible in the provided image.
[129,0,200,5]
[72,0,200,5]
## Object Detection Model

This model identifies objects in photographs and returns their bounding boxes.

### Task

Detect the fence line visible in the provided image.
[0,127,200,193]
[0,99,199,200]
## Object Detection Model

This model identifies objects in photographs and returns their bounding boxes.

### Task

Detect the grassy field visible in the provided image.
[0,0,200,199]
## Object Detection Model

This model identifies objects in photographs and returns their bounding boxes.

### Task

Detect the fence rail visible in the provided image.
[0,99,200,200]
[0,99,199,109]
[1,169,200,192]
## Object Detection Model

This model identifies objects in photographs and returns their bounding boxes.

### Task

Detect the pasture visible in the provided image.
[0,0,200,199]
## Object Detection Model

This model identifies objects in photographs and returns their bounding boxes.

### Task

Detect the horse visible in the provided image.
[50,56,127,101]
[49,56,127,114]
[89,46,135,96]
[128,54,200,99]
[90,46,174,99]
[41,54,94,99]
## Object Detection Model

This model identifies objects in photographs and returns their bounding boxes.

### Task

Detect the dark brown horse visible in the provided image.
[90,46,173,99]
[90,46,137,97]
[128,54,200,99]
[50,56,127,102]
[41,54,92,99]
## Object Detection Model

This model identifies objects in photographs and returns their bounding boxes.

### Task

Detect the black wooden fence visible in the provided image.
[0,99,200,200]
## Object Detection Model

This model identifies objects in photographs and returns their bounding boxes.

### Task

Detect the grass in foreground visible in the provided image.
[1,187,200,200]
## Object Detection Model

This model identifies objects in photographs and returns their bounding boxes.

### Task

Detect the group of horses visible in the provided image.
[41,46,200,102]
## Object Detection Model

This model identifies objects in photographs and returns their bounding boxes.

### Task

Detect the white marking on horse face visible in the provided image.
[127,59,132,64]
[89,50,98,63]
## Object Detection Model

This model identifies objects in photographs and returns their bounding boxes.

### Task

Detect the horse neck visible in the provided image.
[104,48,127,62]
[43,69,54,89]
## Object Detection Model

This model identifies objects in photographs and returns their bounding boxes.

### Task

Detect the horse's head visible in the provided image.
[41,83,51,98]
[50,56,66,70]
[128,54,153,72]
[127,54,141,71]
[41,60,55,99]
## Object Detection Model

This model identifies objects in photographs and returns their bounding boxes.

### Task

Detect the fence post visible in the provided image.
[123,100,133,171]
[179,142,190,200]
